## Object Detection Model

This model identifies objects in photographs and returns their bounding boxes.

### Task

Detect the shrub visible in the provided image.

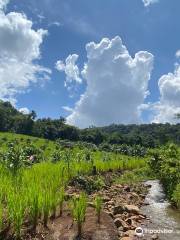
[173,184,180,208]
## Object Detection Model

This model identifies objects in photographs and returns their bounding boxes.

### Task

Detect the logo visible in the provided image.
[135,227,144,237]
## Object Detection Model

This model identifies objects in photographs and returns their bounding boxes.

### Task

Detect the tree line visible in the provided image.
[0,100,180,148]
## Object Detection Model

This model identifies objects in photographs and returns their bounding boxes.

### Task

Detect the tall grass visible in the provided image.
[0,146,147,238]
[58,187,65,217]
[70,193,87,238]
[94,195,103,223]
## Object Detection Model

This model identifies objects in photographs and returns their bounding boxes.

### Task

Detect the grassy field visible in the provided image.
[0,132,56,159]
[0,132,179,239]
[0,132,148,239]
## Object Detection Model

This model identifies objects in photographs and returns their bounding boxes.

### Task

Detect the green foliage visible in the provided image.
[7,190,26,239]
[0,201,3,231]
[173,184,180,208]
[1,100,180,148]
[1,142,43,174]
[148,144,180,207]
[0,130,150,238]
[70,176,105,194]
[70,193,87,237]
[94,195,103,223]
[58,187,65,217]
[115,166,154,185]
[28,185,41,231]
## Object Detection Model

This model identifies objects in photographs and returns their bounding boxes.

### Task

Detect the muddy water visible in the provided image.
[141,180,180,240]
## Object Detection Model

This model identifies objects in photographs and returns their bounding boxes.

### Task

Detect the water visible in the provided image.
[141,180,180,240]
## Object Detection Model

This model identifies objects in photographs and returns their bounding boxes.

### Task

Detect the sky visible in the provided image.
[0,0,180,127]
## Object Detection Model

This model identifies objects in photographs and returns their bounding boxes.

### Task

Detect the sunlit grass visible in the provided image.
[0,137,148,238]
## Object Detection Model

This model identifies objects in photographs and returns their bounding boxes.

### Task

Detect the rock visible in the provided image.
[121,237,133,240]
[124,186,131,192]
[118,226,124,232]
[130,220,138,230]
[130,215,144,222]
[103,196,111,202]
[114,218,122,228]
[125,218,132,225]
[114,184,123,188]
[114,214,122,219]
[151,234,159,239]
[146,183,152,188]
[131,192,139,198]
[138,214,146,219]
[139,194,146,199]
[124,205,140,215]
[143,200,150,206]
[107,200,115,206]
[123,230,135,237]
[104,210,114,218]
[113,205,125,215]
[114,218,129,231]
[88,202,95,208]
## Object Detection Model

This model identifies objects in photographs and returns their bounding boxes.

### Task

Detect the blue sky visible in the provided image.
[1,0,180,127]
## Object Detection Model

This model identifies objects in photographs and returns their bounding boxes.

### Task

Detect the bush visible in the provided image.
[173,184,180,208]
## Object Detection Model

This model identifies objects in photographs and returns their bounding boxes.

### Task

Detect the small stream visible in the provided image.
[141,180,180,240]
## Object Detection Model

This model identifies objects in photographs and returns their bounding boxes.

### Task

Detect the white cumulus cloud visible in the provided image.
[142,0,159,7]
[0,2,51,104]
[62,106,73,113]
[175,50,180,59]
[62,36,154,128]
[0,0,9,9]
[152,65,180,123]
[56,54,82,88]
[19,107,30,115]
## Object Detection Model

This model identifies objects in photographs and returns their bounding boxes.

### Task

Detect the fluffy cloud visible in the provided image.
[0,0,9,9]
[175,50,180,59]
[0,2,51,104]
[142,0,159,7]
[19,107,30,115]
[63,36,153,128]
[56,54,82,88]
[152,65,180,123]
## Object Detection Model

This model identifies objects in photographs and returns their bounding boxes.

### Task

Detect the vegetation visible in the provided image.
[70,193,87,238]
[115,166,155,185]
[0,132,148,239]
[0,100,179,238]
[0,100,180,149]
[94,195,103,223]
[148,144,180,206]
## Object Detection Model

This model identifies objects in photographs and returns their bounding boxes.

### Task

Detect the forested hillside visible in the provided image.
[0,100,180,147]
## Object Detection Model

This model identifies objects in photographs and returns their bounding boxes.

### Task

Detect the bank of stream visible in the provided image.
[141,180,180,240]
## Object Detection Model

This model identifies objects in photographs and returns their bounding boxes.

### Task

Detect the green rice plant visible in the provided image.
[70,193,87,238]
[94,195,103,224]
[41,189,51,227]
[7,190,26,239]
[50,189,58,219]
[49,176,63,219]
[28,186,41,231]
